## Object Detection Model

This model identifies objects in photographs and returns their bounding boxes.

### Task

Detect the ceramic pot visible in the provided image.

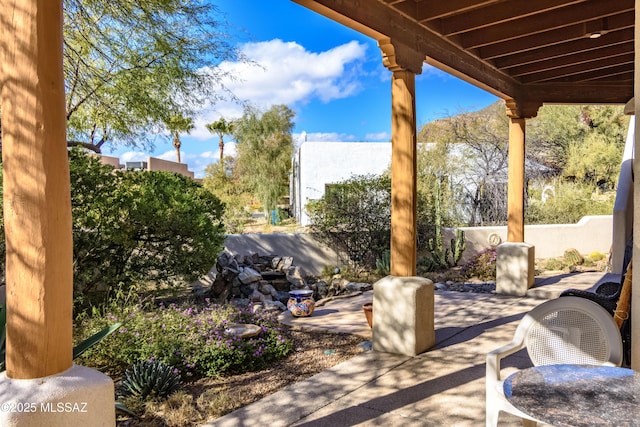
[287,289,315,317]
[363,302,373,328]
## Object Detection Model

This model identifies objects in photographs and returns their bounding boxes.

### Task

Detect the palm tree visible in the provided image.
[166,115,194,163]
[206,117,234,162]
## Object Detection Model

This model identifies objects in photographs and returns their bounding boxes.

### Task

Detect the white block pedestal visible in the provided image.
[0,364,115,426]
[496,242,535,296]
[372,275,434,356]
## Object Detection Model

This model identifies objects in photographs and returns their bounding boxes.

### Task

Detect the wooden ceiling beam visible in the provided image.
[295,0,520,99]
[529,84,632,103]
[438,0,587,36]
[413,0,498,21]
[493,29,634,69]
[508,43,633,77]
[461,0,633,49]
[588,71,633,83]
[295,0,633,105]
[520,59,633,84]
[478,11,634,59]
[386,0,417,20]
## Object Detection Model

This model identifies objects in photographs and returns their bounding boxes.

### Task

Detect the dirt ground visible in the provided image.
[116,327,369,426]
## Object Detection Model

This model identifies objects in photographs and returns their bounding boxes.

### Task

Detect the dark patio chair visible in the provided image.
[559,260,632,367]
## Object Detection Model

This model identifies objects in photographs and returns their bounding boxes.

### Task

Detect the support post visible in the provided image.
[1,0,72,379]
[0,1,115,425]
[496,100,541,297]
[379,39,423,277]
[507,117,526,243]
[390,70,418,276]
[504,100,541,243]
[372,40,434,355]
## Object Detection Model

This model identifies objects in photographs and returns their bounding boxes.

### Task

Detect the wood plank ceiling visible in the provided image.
[294,0,634,106]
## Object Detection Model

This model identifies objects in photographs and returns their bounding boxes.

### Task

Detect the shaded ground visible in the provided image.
[116,327,369,426]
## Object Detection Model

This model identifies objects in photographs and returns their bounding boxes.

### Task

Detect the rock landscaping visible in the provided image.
[192,248,373,310]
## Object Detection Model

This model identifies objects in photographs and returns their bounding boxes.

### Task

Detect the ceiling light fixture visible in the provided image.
[586,17,608,39]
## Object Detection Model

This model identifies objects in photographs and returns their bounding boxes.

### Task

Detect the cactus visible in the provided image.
[563,248,584,266]
[375,250,391,275]
[426,181,466,268]
[427,181,449,269]
[119,360,182,400]
[451,228,466,266]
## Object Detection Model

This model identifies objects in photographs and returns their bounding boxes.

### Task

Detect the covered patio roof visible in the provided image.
[294,0,634,107]
[292,0,639,368]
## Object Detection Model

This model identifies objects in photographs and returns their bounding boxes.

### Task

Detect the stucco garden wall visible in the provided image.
[224,215,613,277]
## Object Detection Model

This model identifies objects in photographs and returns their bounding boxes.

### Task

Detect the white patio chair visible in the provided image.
[486,296,623,427]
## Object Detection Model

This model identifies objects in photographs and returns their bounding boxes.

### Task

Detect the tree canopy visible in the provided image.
[233,105,295,219]
[206,117,235,162]
[63,0,242,153]
[418,101,628,225]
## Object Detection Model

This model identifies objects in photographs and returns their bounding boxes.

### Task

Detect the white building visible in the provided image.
[291,141,392,226]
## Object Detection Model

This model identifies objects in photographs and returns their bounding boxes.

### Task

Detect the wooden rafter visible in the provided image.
[294,0,634,104]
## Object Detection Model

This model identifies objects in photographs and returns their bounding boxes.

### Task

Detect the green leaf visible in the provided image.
[73,322,123,360]
[115,401,137,417]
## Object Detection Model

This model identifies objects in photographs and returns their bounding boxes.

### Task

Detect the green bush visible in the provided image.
[307,174,391,271]
[539,258,565,271]
[526,181,615,225]
[68,149,225,309]
[75,301,293,379]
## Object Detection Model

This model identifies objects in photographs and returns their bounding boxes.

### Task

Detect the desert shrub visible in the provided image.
[307,174,391,271]
[539,257,565,271]
[526,181,615,225]
[75,300,292,379]
[202,161,252,233]
[308,173,455,273]
[588,251,606,262]
[461,247,497,280]
[69,149,225,309]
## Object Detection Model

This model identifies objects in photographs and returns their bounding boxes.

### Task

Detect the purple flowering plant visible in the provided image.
[75,300,293,380]
[460,247,497,280]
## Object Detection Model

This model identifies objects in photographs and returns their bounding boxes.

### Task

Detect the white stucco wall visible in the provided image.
[292,141,392,225]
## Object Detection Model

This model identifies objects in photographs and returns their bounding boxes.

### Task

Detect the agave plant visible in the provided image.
[119,360,182,400]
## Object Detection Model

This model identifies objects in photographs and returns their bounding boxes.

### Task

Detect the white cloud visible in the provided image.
[189,39,368,140]
[295,131,357,142]
[365,132,390,141]
[120,151,148,163]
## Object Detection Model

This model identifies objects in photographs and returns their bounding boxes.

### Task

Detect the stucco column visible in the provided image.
[1,0,72,379]
[379,39,424,277]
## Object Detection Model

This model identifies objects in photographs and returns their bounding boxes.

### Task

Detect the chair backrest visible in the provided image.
[514,296,623,367]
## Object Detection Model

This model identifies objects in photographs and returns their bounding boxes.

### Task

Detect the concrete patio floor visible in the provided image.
[207,271,617,427]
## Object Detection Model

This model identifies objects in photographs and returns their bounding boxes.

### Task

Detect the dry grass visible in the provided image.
[116,327,368,426]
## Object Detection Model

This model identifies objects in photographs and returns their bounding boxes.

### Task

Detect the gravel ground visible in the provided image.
[117,326,369,426]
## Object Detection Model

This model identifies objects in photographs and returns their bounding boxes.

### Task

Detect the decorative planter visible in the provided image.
[363,302,373,328]
[287,289,315,317]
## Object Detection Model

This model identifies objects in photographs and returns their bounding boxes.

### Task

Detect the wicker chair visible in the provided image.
[560,260,632,366]
[486,296,623,427]
[559,279,621,315]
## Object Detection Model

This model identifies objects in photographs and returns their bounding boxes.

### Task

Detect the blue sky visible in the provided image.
[106,0,498,177]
